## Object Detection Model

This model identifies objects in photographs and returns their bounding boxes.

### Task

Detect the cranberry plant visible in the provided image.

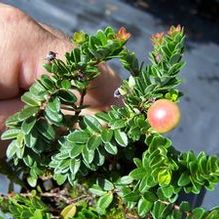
[1,26,219,219]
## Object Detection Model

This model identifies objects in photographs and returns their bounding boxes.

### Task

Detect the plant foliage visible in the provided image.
[1,25,219,218]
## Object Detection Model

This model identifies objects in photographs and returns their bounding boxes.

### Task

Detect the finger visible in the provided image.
[0,98,24,132]
[35,24,123,109]
[85,63,123,109]
[0,98,23,153]
[0,4,122,113]
[0,4,73,99]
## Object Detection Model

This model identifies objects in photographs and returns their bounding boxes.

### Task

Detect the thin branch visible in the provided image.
[75,89,87,118]
[159,200,192,217]
[17,191,90,205]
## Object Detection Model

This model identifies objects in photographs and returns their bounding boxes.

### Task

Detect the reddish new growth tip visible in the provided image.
[116,27,131,42]
[168,25,183,36]
[151,32,164,46]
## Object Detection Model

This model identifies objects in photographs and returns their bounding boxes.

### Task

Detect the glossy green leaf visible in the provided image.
[6,140,17,159]
[61,79,71,90]
[137,197,153,217]
[104,142,118,155]
[40,74,55,90]
[60,203,77,219]
[30,80,47,94]
[19,106,40,121]
[123,191,140,202]
[192,207,205,219]
[83,116,101,133]
[143,191,158,202]
[95,148,105,166]
[5,112,20,127]
[117,176,133,185]
[1,128,20,140]
[129,167,146,180]
[95,112,110,122]
[158,169,172,186]
[161,185,174,199]
[36,120,55,141]
[205,209,219,219]
[55,152,69,160]
[45,106,63,124]
[54,173,67,185]
[31,138,47,153]
[47,97,61,112]
[171,208,183,219]
[89,184,107,196]
[179,201,191,212]
[139,175,149,193]
[68,130,89,143]
[21,117,37,134]
[21,92,41,106]
[114,130,128,147]
[133,158,143,168]
[70,159,81,175]
[87,135,102,150]
[101,129,113,143]
[104,26,115,38]
[69,144,84,159]
[43,63,52,73]
[97,178,114,191]
[82,145,95,164]
[151,201,169,218]
[23,155,33,167]
[17,132,24,148]
[25,128,38,148]
[59,90,77,103]
[96,192,113,215]
[96,30,107,45]
[27,176,37,187]
[110,119,126,129]
[58,159,71,174]
[178,171,190,187]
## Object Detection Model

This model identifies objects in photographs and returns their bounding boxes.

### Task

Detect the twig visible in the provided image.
[75,89,87,117]
[40,192,71,204]
[159,200,192,216]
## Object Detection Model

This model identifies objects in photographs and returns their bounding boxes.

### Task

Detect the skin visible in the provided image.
[147,99,181,133]
[0,3,122,154]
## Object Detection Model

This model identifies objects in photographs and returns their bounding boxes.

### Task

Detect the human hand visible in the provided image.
[0,3,122,154]
[0,3,122,133]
